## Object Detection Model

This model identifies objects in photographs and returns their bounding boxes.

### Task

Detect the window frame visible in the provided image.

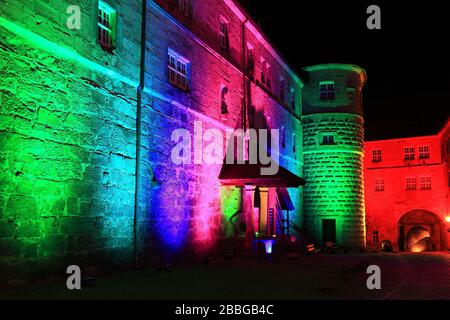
[405,177,417,191]
[372,231,379,244]
[181,0,191,17]
[168,49,190,91]
[290,87,296,111]
[219,16,230,51]
[372,149,382,163]
[418,146,430,159]
[246,43,254,77]
[404,147,415,161]
[375,178,385,192]
[97,1,116,51]
[321,135,336,146]
[420,176,432,190]
[319,81,335,101]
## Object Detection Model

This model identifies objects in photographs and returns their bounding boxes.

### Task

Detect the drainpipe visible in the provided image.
[241,17,249,132]
[133,0,147,270]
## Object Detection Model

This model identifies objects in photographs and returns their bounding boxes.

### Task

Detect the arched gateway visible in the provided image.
[398,210,447,252]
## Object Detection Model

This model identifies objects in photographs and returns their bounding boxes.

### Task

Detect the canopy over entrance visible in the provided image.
[218,162,306,188]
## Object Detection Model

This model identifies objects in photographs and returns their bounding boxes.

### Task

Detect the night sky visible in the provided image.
[238,0,450,140]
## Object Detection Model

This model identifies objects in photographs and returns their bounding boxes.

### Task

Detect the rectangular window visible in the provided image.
[266,64,271,89]
[419,146,430,159]
[406,177,417,191]
[320,81,335,101]
[375,178,384,192]
[321,135,335,145]
[168,50,189,91]
[404,147,415,161]
[420,177,432,190]
[372,231,379,244]
[372,149,382,163]
[97,1,116,50]
[181,0,191,17]
[290,87,296,110]
[247,43,254,77]
[260,58,266,84]
[279,77,285,101]
[292,133,296,153]
[219,17,229,51]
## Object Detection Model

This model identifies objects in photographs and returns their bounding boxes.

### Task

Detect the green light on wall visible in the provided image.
[220,187,241,237]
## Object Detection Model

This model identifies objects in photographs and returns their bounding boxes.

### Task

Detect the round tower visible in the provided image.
[301,64,367,250]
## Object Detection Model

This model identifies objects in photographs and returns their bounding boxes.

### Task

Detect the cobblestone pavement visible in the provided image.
[0,252,448,300]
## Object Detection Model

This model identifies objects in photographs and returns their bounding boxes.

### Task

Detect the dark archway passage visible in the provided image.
[398,210,445,252]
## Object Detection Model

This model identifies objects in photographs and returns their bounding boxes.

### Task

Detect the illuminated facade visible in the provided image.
[365,120,450,252]
[301,65,367,250]
[2,0,446,283]
[0,0,305,280]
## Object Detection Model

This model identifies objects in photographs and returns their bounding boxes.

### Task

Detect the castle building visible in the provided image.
[364,120,450,252]
[301,64,367,250]
[0,0,448,282]
[0,0,305,280]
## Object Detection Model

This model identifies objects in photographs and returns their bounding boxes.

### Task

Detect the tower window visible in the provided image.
[319,81,335,101]
[219,16,229,51]
[97,1,116,50]
[375,178,384,192]
[420,176,432,190]
[168,50,190,91]
[321,135,335,145]
[372,149,382,162]
[419,146,430,159]
[404,147,415,161]
[406,177,417,191]
[220,86,228,115]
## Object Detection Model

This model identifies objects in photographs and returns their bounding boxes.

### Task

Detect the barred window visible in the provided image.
[321,135,335,145]
[406,177,417,191]
[98,1,116,50]
[372,149,382,163]
[419,146,430,159]
[320,81,335,101]
[404,147,415,161]
[420,177,432,190]
[168,50,189,91]
[375,178,384,192]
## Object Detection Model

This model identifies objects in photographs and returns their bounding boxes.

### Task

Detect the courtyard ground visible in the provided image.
[0,252,448,300]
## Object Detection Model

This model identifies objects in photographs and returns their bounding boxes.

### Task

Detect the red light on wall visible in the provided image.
[445,216,450,223]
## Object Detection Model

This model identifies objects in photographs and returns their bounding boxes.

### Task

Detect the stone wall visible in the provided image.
[301,65,367,250]
[302,113,365,248]
[0,0,304,282]
[0,0,142,282]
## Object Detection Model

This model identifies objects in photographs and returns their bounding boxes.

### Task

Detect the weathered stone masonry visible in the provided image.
[0,0,142,280]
